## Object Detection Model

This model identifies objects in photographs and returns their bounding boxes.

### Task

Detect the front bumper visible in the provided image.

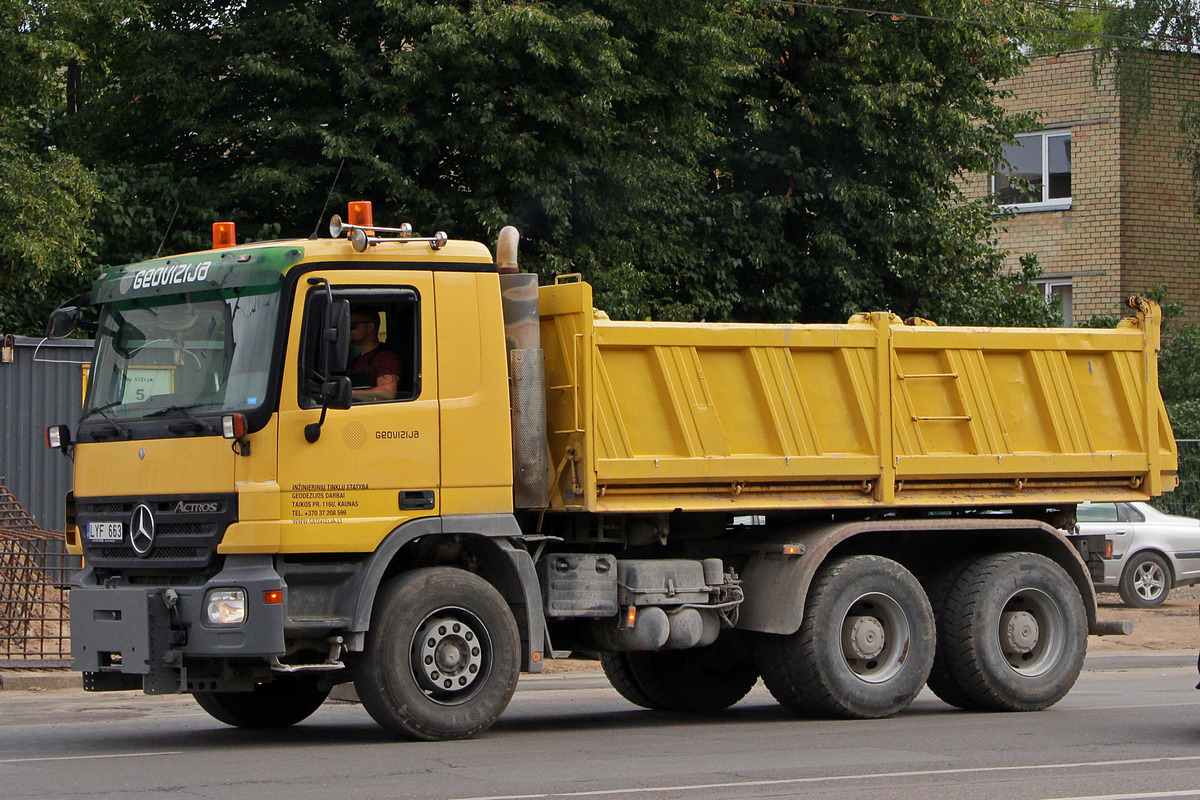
[71,555,286,693]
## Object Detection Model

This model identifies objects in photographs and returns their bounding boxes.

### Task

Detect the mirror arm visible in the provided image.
[305,405,329,444]
[304,277,338,444]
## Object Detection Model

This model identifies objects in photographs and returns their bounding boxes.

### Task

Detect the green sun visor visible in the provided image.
[91,245,305,306]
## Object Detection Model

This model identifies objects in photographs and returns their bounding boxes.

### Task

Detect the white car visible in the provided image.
[1077,501,1200,608]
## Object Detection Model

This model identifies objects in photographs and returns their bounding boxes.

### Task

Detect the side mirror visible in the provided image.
[46,307,80,340]
[322,377,353,410]
[325,299,350,374]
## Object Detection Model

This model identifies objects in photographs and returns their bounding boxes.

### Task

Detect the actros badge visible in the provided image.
[129,504,156,556]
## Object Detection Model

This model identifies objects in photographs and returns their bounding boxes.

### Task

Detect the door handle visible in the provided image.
[399,490,435,510]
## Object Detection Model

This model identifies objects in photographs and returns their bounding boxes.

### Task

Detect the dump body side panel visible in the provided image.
[540,286,1176,513]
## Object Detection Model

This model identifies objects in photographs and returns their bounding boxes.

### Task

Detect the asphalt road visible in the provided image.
[3,656,1200,800]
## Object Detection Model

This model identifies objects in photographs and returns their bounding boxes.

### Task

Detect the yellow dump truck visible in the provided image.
[46,203,1177,740]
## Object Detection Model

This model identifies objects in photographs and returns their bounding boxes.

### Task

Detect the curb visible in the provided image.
[1083,649,1196,671]
[0,670,82,692]
[3,651,1196,694]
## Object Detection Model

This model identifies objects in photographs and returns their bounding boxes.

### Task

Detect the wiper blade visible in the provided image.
[79,401,129,438]
[144,403,219,434]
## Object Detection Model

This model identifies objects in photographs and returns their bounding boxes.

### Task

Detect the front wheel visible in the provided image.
[934,552,1086,712]
[755,555,935,719]
[194,674,330,729]
[353,567,520,741]
[1119,551,1172,608]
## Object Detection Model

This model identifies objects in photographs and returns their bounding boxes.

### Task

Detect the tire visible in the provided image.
[1119,551,1172,608]
[600,635,759,712]
[353,567,520,741]
[755,555,935,719]
[936,552,1087,712]
[193,674,330,729]
[923,559,980,710]
[600,651,666,710]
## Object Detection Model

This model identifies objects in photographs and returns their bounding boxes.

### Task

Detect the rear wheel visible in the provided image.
[923,559,980,710]
[755,555,935,719]
[194,674,330,729]
[600,635,758,712]
[353,567,521,741]
[935,552,1086,712]
[1119,551,1172,608]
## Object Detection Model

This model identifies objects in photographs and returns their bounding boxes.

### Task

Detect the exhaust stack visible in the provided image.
[498,227,549,509]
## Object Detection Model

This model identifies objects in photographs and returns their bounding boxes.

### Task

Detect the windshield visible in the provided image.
[84,290,281,422]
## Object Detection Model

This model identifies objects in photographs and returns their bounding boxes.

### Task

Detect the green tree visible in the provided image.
[692,2,1058,325]
[0,0,120,333]
[65,0,760,324]
[63,0,1056,328]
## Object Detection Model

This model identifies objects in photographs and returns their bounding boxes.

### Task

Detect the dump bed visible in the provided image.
[539,280,1177,513]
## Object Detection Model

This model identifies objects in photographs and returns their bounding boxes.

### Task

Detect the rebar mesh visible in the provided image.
[0,483,72,666]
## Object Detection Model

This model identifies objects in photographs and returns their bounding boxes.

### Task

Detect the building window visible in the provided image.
[993,131,1072,211]
[1037,279,1073,324]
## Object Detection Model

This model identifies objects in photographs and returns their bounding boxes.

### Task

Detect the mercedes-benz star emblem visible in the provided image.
[129,504,156,556]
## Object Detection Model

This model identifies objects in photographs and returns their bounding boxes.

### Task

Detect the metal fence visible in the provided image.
[1151,439,1200,519]
[0,335,92,531]
[0,483,72,667]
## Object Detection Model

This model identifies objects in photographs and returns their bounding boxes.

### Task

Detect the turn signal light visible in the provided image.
[221,413,247,439]
[263,590,283,605]
[46,425,70,450]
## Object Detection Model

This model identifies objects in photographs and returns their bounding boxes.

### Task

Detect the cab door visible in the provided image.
[276,269,439,554]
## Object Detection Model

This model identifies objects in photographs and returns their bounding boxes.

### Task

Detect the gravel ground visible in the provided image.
[1091,583,1200,652]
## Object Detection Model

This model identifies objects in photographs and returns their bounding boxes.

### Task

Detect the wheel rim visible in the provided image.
[839,592,911,684]
[997,588,1063,677]
[410,607,492,705]
[1133,562,1166,601]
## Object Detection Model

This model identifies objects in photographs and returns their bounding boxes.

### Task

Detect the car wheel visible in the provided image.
[1119,551,1172,608]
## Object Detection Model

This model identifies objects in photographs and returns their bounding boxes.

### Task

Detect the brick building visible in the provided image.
[963,50,1200,325]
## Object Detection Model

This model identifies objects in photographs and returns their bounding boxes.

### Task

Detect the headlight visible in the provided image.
[204,589,247,627]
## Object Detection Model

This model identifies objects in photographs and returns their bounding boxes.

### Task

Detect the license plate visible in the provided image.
[86,521,124,542]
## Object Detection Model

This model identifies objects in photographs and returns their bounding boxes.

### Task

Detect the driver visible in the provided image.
[349,309,401,401]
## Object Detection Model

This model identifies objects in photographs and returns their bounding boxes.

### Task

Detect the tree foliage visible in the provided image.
[6,0,1063,334]
[1091,2,1200,216]
[0,0,122,332]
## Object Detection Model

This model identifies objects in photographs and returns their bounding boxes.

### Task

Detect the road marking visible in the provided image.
[0,751,180,765]
[442,756,1200,800]
[1041,793,1200,800]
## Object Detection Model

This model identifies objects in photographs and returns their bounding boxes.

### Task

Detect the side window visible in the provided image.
[1121,504,1145,523]
[1077,502,1119,523]
[300,286,420,407]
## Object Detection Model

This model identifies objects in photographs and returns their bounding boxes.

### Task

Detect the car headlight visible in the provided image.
[204,589,247,627]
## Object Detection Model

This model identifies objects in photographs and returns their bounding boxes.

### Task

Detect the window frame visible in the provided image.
[1035,279,1074,325]
[298,284,422,408]
[992,130,1073,213]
